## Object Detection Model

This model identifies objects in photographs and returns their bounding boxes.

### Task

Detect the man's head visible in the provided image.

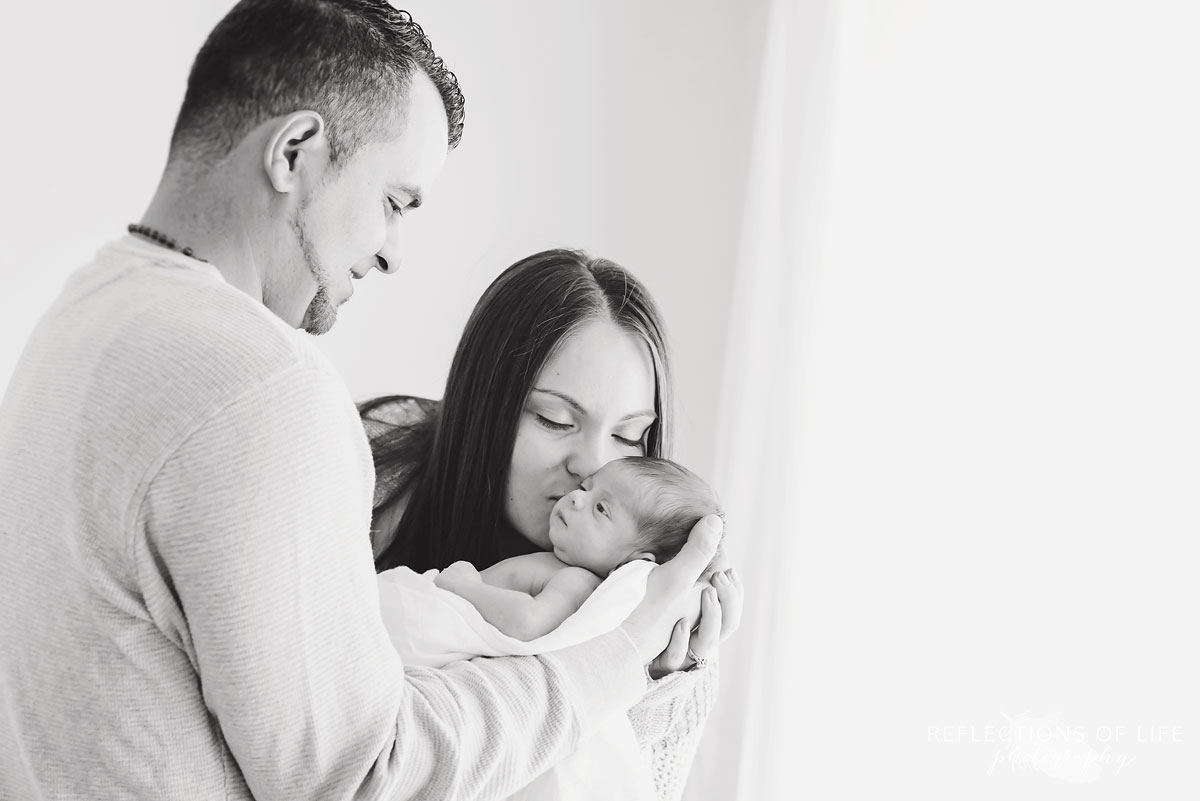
[547,457,723,577]
[168,1,464,333]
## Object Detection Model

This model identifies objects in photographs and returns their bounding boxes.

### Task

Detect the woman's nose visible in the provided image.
[566,434,614,480]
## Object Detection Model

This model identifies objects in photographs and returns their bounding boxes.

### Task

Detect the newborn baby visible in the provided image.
[434,456,723,641]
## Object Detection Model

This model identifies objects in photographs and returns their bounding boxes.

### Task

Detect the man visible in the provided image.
[0,2,722,799]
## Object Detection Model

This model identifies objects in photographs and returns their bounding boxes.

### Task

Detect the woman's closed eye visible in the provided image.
[613,433,643,449]
[385,196,406,217]
[535,414,573,432]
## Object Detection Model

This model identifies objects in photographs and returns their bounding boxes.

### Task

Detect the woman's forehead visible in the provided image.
[535,320,655,414]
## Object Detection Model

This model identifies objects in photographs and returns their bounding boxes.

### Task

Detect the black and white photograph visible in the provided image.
[1,1,1195,799]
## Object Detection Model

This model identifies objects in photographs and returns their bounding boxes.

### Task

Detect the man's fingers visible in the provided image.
[693,587,721,657]
[625,516,722,663]
[664,515,723,584]
[712,569,743,641]
[706,548,732,576]
[647,620,690,679]
[664,619,690,667]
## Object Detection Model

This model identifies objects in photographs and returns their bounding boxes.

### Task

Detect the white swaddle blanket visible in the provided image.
[377,560,657,801]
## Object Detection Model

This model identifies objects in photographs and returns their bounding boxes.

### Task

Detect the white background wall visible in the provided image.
[0,0,767,478]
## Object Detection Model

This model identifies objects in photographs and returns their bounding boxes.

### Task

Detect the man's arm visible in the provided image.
[437,561,601,641]
[135,363,646,801]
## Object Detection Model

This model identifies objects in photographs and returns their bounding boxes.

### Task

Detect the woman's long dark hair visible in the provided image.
[365,248,675,573]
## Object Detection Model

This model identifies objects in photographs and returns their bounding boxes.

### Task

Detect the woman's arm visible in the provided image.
[628,662,720,801]
[630,566,742,800]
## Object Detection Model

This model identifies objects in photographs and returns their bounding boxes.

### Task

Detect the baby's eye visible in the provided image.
[595,501,610,518]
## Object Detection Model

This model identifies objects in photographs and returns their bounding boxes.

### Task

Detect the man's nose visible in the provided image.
[375,221,404,275]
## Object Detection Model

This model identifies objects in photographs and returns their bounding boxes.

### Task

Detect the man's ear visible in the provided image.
[263,111,328,193]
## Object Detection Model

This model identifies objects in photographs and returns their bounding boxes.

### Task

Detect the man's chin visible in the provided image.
[301,291,340,335]
[301,306,338,335]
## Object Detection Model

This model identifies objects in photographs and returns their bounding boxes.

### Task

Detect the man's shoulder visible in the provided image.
[75,246,332,392]
[44,246,350,441]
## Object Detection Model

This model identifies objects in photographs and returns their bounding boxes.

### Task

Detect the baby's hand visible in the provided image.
[434,560,481,590]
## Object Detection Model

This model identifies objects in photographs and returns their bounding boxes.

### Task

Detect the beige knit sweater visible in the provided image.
[0,238,647,801]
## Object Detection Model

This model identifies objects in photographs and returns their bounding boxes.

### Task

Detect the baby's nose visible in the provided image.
[569,490,585,509]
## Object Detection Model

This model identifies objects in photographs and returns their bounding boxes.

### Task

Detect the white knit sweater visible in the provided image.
[0,238,646,801]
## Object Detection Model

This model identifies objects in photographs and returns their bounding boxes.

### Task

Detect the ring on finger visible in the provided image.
[686,645,708,670]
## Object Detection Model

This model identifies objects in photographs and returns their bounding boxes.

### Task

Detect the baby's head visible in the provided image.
[547,456,723,577]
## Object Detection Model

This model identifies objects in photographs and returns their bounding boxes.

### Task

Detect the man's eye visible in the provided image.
[536,414,572,432]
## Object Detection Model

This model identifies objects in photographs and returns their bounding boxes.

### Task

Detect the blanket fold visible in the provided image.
[377,560,658,801]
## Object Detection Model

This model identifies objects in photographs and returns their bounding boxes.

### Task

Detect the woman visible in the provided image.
[361,249,741,800]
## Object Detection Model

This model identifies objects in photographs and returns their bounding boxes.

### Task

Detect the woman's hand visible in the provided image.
[646,565,743,680]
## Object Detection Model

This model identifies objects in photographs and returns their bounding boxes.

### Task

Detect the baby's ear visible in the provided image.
[628,551,657,565]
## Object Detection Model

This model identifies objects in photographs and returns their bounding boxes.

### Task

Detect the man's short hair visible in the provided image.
[623,457,725,574]
[171,0,464,167]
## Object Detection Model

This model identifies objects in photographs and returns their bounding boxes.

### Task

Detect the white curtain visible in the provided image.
[693,1,1199,798]
[688,0,846,797]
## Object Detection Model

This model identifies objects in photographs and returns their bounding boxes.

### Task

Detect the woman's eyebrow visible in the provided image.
[532,388,586,415]
[532,388,655,422]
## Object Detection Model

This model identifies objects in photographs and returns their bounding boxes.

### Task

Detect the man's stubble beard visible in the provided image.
[290,205,338,336]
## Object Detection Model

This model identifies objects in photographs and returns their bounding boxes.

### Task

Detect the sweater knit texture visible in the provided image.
[0,239,646,801]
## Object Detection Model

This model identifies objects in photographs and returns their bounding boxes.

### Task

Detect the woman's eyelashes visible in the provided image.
[533,411,646,449]
[385,196,406,217]
[535,413,572,432]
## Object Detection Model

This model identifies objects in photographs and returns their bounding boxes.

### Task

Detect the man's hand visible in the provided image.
[646,565,743,678]
[434,560,481,591]
[620,515,724,664]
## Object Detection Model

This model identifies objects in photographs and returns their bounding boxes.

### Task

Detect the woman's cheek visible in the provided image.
[505,423,549,544]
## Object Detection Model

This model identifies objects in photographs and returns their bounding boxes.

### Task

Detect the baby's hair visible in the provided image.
[620,457,725,574]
